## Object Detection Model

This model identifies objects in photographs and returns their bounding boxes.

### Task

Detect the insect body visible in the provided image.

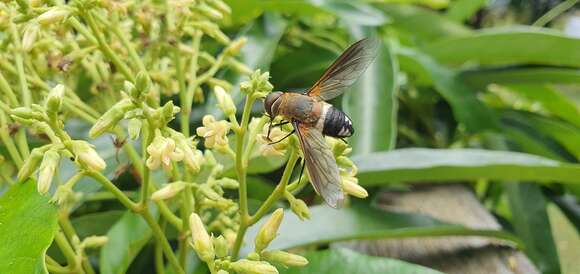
[264,38,378,208]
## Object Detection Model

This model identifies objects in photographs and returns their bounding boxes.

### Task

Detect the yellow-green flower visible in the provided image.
[146,131,184,172]
[196,115,230,149]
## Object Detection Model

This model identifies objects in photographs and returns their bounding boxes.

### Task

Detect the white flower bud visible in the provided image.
[37,150,60,194]
[46,84,65,113]
[151,181,187,201]
[214,86,236,117]
[89,99,134,138]
[285,192,310,221]
[342,176,367,198]
[213,235,228,258]
[262,250,309,267]
[17,147,45,182]
[255,208,284,253]
[81,236,109,249]
[230,259,278,274]
[37,8,70,26]
[70,141,107,172]
[22,23,40,52]
[189,213,215,262]
[127,118,142,140]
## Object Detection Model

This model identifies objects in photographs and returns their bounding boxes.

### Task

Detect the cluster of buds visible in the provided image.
[327,138,368,199]
[240,70,274,97]
[188,209,307,274]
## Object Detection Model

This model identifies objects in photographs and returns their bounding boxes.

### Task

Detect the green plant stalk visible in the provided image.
[139,122,155,209]
[9,21,32,107]
[0,71,18,106]
[59,215,97,274]
[80,11,135,81]
[0,111,24,168]
[250,147,298,226]
[533,0,579,27]
[178,185,194,268]
[46,255,71,274]
[183,31,203,129]
[67,17,98,45]
[88,171,139,211]
[174,44,189,136]
[230,94,257,258]
[155,240,166,274]
[141,210,186,274]
[93,12,147,72]
[54,231,82,274]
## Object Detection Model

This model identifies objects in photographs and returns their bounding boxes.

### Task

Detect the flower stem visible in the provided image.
[141,210,186,274]
[87,171,139,211]
[54,231,83,274]
[249,147,298,226]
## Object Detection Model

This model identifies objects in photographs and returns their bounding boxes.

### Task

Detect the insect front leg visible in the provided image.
[267,120,291,141]
[268,129,295,145]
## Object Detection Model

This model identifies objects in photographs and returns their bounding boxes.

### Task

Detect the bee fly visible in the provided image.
[264,38,378,208]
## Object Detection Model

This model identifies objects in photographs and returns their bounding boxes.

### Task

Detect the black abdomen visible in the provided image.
[322,107,354,138]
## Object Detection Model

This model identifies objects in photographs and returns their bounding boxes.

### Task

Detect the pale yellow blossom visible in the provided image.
[258,124,289,157]
[196,115,230,149]
[146,131,184,172]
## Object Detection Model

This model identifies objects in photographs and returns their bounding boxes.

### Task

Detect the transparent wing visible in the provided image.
[306,37,379,101]
[294,122,344,208]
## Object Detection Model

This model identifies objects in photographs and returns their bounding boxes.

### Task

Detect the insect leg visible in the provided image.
[339,138,348,144]
[297,158,305,184]
[268,129,295,145]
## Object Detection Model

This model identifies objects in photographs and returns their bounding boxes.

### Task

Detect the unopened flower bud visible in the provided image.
[342,176,367,198]
[213,235,228,258]
[82,236,109,249]
[127,118,142,140]
[197,2,223,20]
[135,71,151,97]
[262,250,309,267]
[161,101,180,122]
[46,84,65,112]
[11,107,44,121]
[199,185,221,201]
[230,259,278,274]
[17,147,45,182]
[214,86,236,117]
[30,0,43,8]
[151,181,187,201]
[209,0,231,15]
[285,192,310,220]
[37,149,60,194]
[70,141,106,172]
[217,177,239,189]
[217,270,229,274]
[37,8,69,26]
[89,99,134,138]
[189,213,215,262]
[22,23,40,52]
[241,70,273,95]
[255,208,284,253]
[225,37,247,56]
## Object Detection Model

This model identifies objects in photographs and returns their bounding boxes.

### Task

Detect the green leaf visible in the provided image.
[241,203,521,255]
[99,207,158,274]
[0,180,58,274]
[548,203,580,274]
[278,248,444,274]
[445,0,488,22]
[461,67,580,87]
[529,115,580,160]
[425,28,580,67]
[71,210,124,239]
[398,48,497,131]
[343,32,399,154]
[271,44,336,90]
[353,148,580,186]
[506,183,560,274]
[378,4,471,42]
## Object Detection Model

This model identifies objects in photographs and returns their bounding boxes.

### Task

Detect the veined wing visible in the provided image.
[294,122,344,208]
[306,37,379,101]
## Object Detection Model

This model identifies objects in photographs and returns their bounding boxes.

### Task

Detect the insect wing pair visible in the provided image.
[281,38,379,208]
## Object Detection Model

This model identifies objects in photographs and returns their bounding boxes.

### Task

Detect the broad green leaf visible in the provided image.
[353,148,580,186]
[548,203,580,274]
[506,183,560,274]
[279,248,444,274]
[71,210,124,239]
[271,44,336,90]
[502,84,580,128]
[343,30,399,154]
[461,67,580,87]
[502,127,564,161]
[247,176,276,201]
[226,0,389,26]
[398,48,497,131]
[425,28,580,67]
[0,180,58,274]
[445,0,488,22]
[99,207,158,274]
[529,116,580,160]
[378,4,471,42]
[241,203,521,255]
